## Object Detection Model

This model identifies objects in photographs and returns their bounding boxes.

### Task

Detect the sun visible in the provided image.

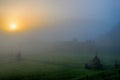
[10,24,17,30]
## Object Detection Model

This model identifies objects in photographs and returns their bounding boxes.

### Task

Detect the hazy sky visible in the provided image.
[0,0,120,42]
[0,0,118,22]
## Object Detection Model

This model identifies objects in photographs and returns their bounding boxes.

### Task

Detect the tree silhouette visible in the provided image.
[114,61,120,68]
[16,50,22,62]
[91,55,103,69]
[85,55,103,70]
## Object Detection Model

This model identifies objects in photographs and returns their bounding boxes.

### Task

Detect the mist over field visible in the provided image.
[0,0,120,80]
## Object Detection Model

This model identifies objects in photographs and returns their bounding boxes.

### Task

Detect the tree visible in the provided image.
[85,55,103,70]
[91,55,103,70]
[114,61,120,68]
[16,50,22,62]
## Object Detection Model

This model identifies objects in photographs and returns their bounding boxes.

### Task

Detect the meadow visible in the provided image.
[0,50,119,80]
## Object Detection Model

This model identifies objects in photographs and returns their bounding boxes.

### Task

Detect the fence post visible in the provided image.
[102,72,106,80]
[86,75,89,80]
[118,69,120,74]
[118,69,120,79]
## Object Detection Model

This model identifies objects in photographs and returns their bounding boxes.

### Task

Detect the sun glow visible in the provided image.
[10,24,17,30]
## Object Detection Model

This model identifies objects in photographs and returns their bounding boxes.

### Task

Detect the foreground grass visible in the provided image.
[0,60,119,80]
[0,53,119,80]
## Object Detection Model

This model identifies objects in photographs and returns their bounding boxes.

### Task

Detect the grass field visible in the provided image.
[0,51,119,80]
